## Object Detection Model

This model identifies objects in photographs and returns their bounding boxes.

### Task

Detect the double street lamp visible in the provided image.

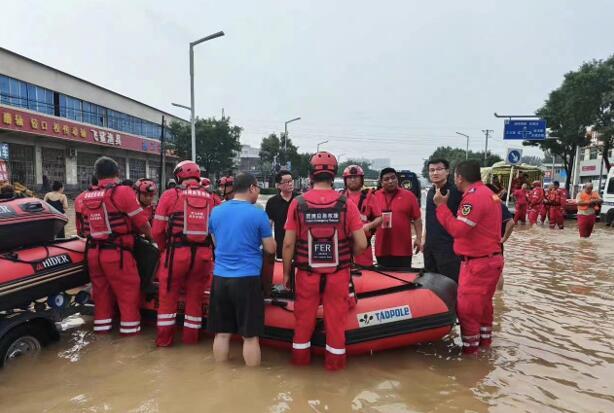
[284,117,301,153]
[174,31,225,162]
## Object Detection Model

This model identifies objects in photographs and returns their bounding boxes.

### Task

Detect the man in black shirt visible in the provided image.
[265,170,296,259]
[423,159,462,282]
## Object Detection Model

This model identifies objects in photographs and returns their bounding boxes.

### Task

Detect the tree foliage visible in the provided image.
[338,159,379,179]
[527,56,614,187]
[421,146,502,178]
[169,117,242,177]
[258,133,312,180]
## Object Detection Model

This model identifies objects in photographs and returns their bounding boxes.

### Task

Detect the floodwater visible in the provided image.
[1,201,613,412]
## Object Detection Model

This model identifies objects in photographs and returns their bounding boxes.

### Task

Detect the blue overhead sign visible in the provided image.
[503,119,547,140]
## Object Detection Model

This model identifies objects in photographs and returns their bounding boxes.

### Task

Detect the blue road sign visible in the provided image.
[503,119,547,140]
[506,148,522,165]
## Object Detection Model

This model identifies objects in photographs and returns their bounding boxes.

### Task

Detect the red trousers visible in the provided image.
[156,246,211,347]
[548,207,564,229]
[88,246,141,335]
[514,204,527,223]
[539,205,549,223]
[528,206,540,224]
[577,214,596,238]
[292,268,351,371]
[457,255,504,354]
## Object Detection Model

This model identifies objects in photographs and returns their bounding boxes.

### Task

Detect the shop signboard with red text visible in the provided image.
[0,104,162,155]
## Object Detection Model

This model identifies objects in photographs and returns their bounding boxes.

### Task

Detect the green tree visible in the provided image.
[169,117,242,177]
[526,56,614,187]
[258,133,313,180]
[338,159,379,179]
[421,146,502,178]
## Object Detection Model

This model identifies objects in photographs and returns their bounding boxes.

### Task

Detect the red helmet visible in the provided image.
[218,176,234,186]
[201,177,211,188]
[173,160,200,182]
[343,164,364,178]
[532,180,542,187]
[310,151,338,178]
[134,178,157,194]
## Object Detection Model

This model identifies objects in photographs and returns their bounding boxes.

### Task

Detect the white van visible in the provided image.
[602,166,614,225]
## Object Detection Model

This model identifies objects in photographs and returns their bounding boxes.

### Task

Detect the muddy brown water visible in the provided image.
[1,200,613,412]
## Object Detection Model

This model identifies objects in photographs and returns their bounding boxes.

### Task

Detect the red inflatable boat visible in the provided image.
[0,238,89,312]
[0,197,68,251]
[142,264,457,355]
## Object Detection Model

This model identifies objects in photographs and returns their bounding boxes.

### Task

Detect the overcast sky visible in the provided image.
[2,0,613,170]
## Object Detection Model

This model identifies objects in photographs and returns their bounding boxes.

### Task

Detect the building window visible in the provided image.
[589,147,599,160]
[27,84,54,115]
[59,94,83,122]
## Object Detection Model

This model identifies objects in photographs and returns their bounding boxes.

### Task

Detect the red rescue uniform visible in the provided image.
[152,183,214,346]
[528,186,545,225]
[436,181,503,354]
[546,188,564,229]
[373,188,421,263]
[82,178,149,335]
[512,188,528,224]
[285,189,363,370]
[343,189,381,267]
[74,191,86,237]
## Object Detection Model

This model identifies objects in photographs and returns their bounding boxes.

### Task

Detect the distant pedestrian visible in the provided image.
[512,183,529,224]
[44,181,69,238]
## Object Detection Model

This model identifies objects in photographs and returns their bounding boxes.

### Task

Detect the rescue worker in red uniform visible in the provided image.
[75,176,98,237]
[283,152,367,370]
[527,181,545,225]
[218,176,235,201]
[374,168,422,268]
[546,182,564,229]
[341,165,382,267]
[152,160,215,347]
[433,160,503,354]
[202,177,222,205]
[81,157,152,335]
[512,183,529,224]
[133,178,157,225]
[557,183,568,222]
[576,183,602,238]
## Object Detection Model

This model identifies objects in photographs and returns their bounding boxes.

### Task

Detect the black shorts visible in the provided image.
[207,275,264,338]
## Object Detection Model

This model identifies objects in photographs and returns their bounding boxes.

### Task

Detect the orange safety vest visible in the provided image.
[577,191,600,211]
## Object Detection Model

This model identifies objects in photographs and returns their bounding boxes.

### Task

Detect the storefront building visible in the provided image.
[0,47,182,193]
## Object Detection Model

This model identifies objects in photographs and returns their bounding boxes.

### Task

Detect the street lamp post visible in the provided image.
[455,132,470,160]
[316,140,329,152]
[283,117,301,153]
[189,31,225,161]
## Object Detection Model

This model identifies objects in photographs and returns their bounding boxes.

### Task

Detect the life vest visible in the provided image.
[82,184,131,241]
[577,191,600,211]
[529,188,544,206]
[294,193,352,274]
[165,185,212,245]
[344,188,374,223]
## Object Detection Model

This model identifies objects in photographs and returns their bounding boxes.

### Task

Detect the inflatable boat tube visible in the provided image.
[0,197,68,251]
[0,238,89,311]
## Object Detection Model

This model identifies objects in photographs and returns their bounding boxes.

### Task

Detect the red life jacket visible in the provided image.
[81,184,132,241]
[165,185,213,245]
[294,193,352,274]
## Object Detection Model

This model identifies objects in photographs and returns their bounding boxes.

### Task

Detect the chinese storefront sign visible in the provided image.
[0,104,161,155]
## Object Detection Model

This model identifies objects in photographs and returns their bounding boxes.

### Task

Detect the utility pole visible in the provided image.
[481,129,493,166]
[455,132,470,160]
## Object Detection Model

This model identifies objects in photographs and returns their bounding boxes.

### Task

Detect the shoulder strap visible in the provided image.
[296,195,308,212]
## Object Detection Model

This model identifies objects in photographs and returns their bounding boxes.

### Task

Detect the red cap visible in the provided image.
[343,164,364,178]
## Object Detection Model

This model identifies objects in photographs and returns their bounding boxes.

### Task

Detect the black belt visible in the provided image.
[459,252,502,262]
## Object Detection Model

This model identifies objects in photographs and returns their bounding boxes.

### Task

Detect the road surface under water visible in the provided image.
[1,205,613,412]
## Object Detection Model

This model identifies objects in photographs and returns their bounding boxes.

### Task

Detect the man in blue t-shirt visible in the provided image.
[208,173,276,367]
